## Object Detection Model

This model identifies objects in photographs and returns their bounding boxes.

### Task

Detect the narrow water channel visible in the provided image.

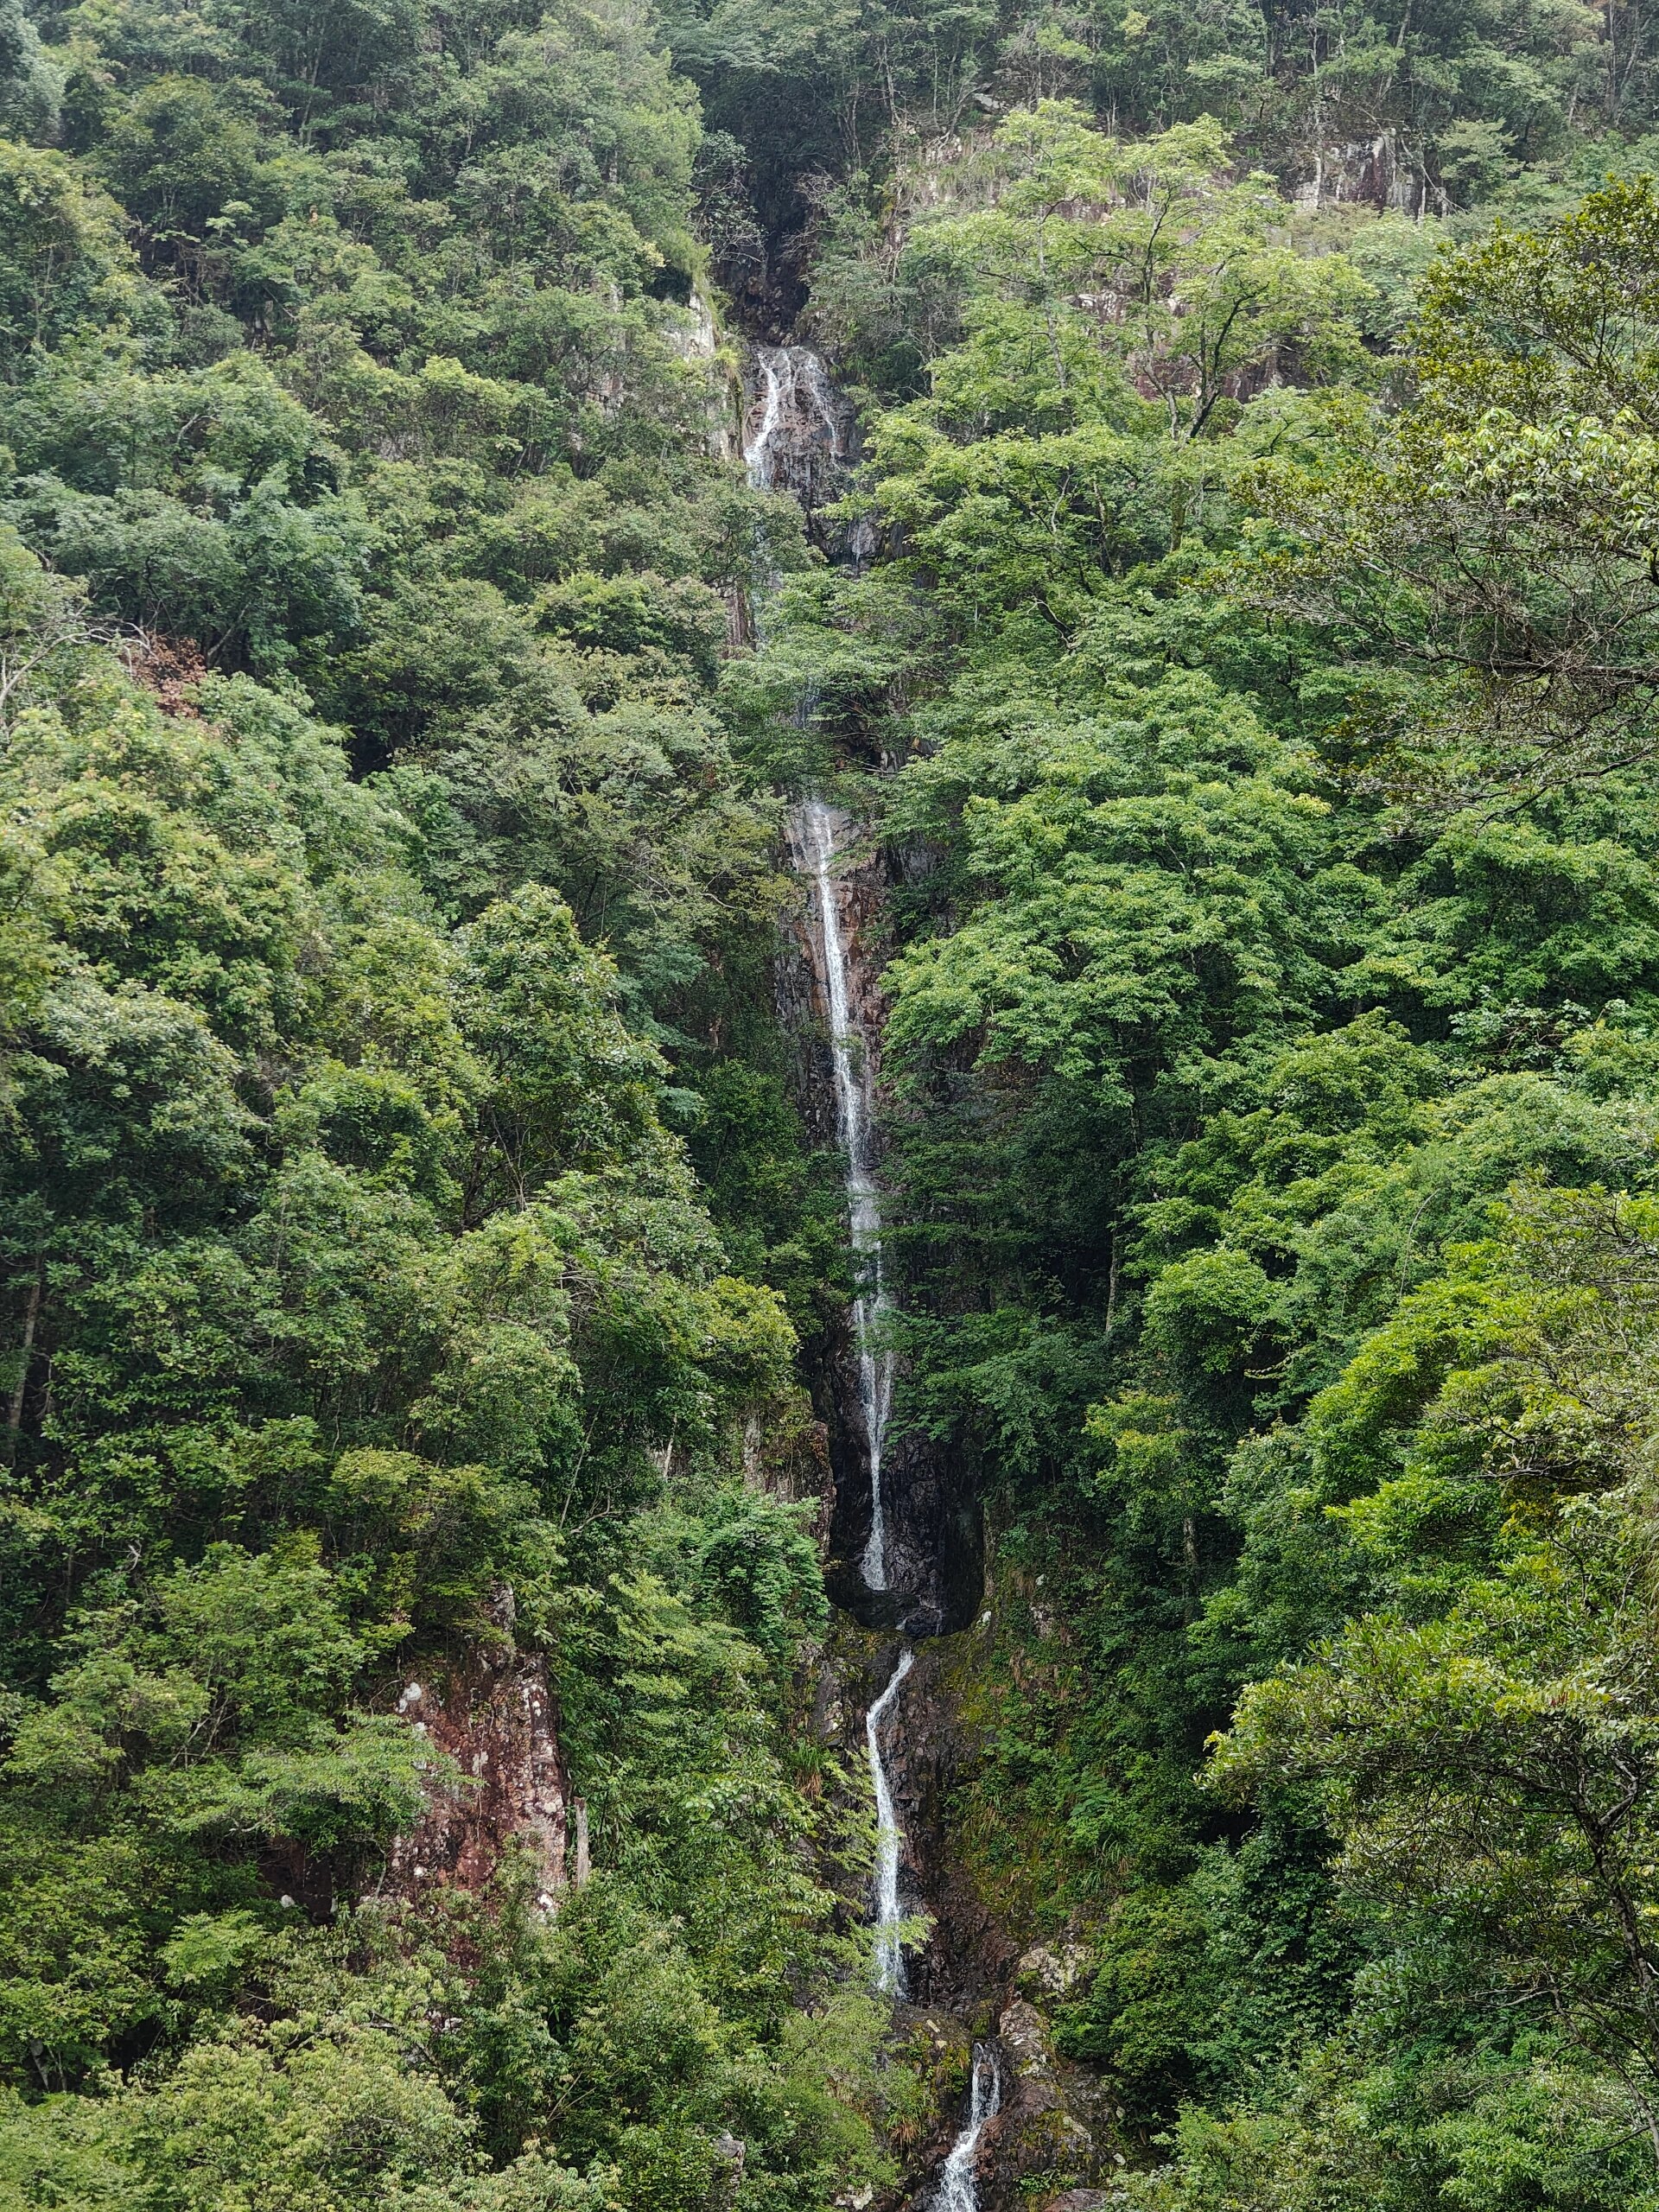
[787,795,911,1985]
[795,799,894,1592]
[865,1643,913,1994]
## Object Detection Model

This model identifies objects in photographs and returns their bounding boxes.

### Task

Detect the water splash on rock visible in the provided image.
[744,344,847,493]
[743,344,869,563]
[867,1645,915,1993]
[936,2044,1004,2212]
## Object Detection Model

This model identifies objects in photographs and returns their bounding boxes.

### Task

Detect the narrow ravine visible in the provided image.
[746,342,1007,2212]
[786,793,912,1983]
[794,799,894,1594]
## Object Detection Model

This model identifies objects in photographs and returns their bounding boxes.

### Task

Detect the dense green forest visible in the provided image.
[7,0,1659,2206]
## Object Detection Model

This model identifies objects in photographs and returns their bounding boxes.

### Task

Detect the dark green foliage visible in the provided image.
[0,537,881,2199]
[0,4,884,2203]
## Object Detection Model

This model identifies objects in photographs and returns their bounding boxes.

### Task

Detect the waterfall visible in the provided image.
[794,798,894,1592]
[867,1644,915,1993]
[936,2045,1004,2212]
[773,359,914,2000]
[744,348,786,489]
[791,795,913,1991]
[742,344,851,507]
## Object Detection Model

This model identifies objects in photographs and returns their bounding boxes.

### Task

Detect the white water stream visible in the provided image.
[936,2045,1004,2212]
[791,798,912,1990]
[751,332,1000,2209]
[795,799,894,1592]
[866,1643,914,1993]
[744,344,846,493]
[745,348,785,488]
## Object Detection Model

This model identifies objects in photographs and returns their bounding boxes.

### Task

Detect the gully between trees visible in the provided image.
[747,341,1015,2212]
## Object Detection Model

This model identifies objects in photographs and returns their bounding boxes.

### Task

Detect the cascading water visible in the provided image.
[762,352,915,1998]
[758,324,1009,2199]
[795,799,894,1592]
[936,2045,1004,2212]
[744,344,847,493]
[791,796,912,1987]
[867,1644,914,1993]
[744,348,787,489]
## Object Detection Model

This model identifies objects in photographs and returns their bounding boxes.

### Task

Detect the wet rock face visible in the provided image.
[382,1613,580,1910]
[822,1632,1012,2021]
[743,345,872,563]
[821,1331,984,1638]
[889,2002,1125,2212]
[712,220,810,351]
[897,2008,976,2139]
[815,1627,1128,2211]
[744,344,853,503]
[766,340,1121,2212]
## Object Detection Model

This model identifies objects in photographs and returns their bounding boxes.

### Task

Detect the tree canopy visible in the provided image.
[13,0,1659,2206]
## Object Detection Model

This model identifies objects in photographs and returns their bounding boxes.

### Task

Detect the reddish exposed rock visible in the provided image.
[383,1626,579,1911]
[124,631,209,715]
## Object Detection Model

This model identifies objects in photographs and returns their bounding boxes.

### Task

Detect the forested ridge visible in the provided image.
[5,1,1659,2206]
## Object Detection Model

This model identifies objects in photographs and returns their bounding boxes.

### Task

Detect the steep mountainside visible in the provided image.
[6,3,1659,2209]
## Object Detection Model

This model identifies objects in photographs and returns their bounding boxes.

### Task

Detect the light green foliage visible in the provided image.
[1211,1192,1659,2120]
[0,0,804,1028]
[842,112,1376,645]
[1246,175,1659,800]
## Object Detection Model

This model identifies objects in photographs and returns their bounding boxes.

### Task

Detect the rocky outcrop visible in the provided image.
[810,1620,1131,2209]
[742,344,874,563]
[382,1599,579,1910]
[663,289,747,467]
[1288,132,1449,216]
[978,2002,1126,2212]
